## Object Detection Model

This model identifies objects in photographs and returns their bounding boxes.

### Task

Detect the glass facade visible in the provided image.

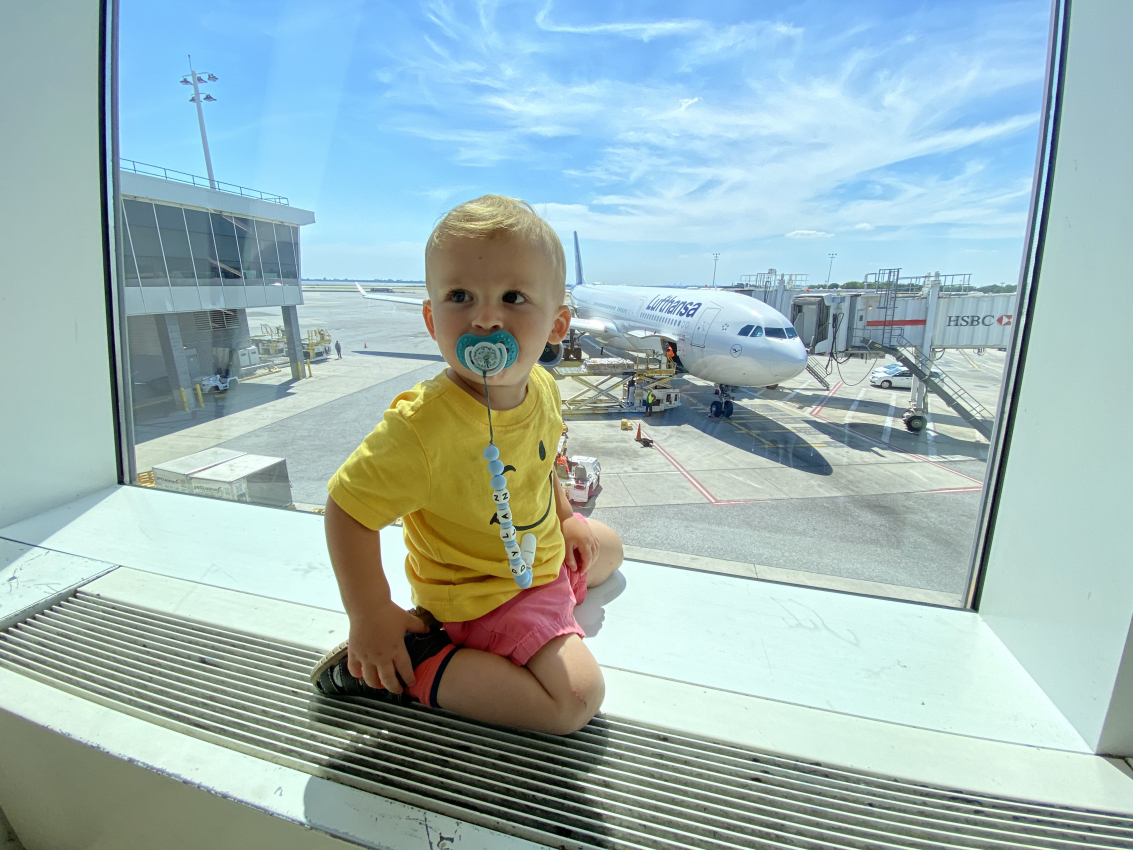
[120,198,301,294]
[122,199,168,285]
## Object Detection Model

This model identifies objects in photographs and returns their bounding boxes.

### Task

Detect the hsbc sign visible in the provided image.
[946,314,1013,327]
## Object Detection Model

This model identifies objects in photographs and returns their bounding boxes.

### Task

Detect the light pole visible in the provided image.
[825,252,837,286]
[711,253,721,287]
[180,56,218,189]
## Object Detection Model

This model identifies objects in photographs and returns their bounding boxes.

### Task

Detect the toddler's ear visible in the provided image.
[548,304,572,344]
[422,300,437,340]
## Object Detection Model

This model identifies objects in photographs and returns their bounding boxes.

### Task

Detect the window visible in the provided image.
[154,205,196,284]
[114,1,1050,610]
[184,209,221,283]
[122,200,168,285]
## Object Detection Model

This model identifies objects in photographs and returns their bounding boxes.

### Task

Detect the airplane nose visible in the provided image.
[772,340,809,383]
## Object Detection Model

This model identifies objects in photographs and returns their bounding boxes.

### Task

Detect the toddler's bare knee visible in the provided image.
[549,677,605,735]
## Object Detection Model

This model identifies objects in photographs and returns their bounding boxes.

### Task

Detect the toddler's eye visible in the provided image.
[502,291,527,304]
[449,289,470,303]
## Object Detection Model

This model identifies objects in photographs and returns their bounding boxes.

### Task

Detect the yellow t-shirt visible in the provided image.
[327,366,566,622]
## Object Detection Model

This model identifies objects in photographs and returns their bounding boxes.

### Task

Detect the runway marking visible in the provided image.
[809,381,844,416]
[960,349,981,370]
[646,431,719,503]
[780,378,814,404]
[882,401,897,444]
[844,387,867,425]
[809,408,985,485]
[925,411,939,458]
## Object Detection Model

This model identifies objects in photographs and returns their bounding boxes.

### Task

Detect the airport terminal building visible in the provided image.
[118,161,315,411]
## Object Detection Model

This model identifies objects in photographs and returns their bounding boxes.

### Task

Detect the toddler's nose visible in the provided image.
[471,302,505,332]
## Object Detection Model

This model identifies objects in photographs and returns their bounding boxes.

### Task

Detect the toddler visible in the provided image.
[312,195,623,735]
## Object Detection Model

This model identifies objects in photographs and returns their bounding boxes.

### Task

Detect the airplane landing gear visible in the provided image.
[710,385,736,418]
[903,409,927,433]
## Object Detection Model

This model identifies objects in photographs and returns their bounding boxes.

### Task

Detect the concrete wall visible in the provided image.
[979,0,1133,756]
[0,2,119,527]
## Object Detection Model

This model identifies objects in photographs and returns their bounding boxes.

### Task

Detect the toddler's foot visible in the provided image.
[309,607,456,707]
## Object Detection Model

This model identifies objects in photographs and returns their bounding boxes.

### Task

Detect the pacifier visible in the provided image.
[456,330,519,377]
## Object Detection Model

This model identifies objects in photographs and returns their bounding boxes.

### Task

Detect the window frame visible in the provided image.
[96,0,1069,614]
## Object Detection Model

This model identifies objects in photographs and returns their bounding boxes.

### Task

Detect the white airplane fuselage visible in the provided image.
[571,283,808,388]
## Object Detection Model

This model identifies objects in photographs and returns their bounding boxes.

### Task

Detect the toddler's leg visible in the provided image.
[581,518,623,588]
[435,634,603,735]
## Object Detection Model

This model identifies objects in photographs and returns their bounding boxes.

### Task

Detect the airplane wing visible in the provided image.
[626,329,678,343]
[356,283,425,305]
[569,315,617,335]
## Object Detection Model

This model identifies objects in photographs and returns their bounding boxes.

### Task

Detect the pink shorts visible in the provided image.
[442,516,590,667]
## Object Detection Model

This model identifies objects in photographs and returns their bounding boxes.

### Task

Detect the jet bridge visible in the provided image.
[787,270,1016,437]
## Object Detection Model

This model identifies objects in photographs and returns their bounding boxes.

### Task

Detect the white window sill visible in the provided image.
[2,484,1132,822]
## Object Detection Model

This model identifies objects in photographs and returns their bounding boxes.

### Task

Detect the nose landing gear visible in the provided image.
[710,385,736,418]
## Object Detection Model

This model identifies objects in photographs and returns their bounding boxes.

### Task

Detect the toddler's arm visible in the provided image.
[556,476,597,572]
[324,495,427,693]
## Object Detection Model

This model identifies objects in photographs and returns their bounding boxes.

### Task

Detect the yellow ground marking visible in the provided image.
[960,349,980,370]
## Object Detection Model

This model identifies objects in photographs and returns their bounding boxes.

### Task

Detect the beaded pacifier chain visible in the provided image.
[456,330,536,589]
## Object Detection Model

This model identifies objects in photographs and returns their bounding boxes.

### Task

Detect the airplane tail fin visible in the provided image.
[572,231,585,289]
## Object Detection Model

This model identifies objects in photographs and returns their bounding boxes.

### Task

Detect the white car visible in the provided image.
[870,364,943,390]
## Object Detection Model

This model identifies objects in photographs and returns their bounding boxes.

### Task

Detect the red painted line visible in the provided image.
[864,319,926,327]
[640,428,719,504]
[809,381,844,416]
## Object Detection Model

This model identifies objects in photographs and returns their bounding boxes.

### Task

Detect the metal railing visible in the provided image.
[119,159,289,205]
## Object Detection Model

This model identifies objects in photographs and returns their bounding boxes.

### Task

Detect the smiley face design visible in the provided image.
[488,440,554,531]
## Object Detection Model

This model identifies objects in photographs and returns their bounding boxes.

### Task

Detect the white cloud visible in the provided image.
[359,1,1046,264]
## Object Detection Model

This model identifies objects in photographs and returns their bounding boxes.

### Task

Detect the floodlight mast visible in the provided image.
[182,55,217,189]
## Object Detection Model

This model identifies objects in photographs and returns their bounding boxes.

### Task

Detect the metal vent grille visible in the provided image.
[193,309,240,332]
[1,592,1130,850]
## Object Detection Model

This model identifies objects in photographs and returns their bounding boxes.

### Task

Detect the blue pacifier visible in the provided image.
[456,330,519,377]
[457,329,535,588]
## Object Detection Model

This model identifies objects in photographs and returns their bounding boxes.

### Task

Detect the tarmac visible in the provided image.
[132,289,1006,606]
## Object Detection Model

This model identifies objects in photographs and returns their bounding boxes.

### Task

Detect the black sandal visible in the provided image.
[310,608,452,706]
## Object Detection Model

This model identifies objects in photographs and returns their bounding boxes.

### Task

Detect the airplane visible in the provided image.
[354,232,808,417]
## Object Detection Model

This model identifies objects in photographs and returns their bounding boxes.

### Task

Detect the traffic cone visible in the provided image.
[635,423,642,442]
[364,342,367,348]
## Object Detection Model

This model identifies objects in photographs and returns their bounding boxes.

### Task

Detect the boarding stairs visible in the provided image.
[805,357,831,389]
[862,335,994,440]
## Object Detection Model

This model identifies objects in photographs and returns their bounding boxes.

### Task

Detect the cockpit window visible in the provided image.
[751,326,764,337]
[738,324,754,336]
[765,327,787,339]
[785,327,798,339]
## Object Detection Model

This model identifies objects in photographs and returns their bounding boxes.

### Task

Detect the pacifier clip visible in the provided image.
[456,331,536,589]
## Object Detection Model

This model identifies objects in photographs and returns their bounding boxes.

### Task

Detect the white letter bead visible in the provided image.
[499,526,516,542]
[492,489,510,504]
[497,508,513,524]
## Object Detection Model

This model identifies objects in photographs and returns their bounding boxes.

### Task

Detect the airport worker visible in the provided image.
[335,340,342,359]
[314,195,624,735]
[644,388,656,416]
[626,375,637,407]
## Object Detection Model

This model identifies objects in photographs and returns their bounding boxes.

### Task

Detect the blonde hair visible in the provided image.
[425,195,566,298]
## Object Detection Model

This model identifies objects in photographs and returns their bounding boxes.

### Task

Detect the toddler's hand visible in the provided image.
[346,601,427,693]
[561,515,597,574]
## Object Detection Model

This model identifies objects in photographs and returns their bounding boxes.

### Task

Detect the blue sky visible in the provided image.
[120,1,1051,287]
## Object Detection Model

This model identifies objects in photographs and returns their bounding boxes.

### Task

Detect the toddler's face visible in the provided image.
[423,235,570,393]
